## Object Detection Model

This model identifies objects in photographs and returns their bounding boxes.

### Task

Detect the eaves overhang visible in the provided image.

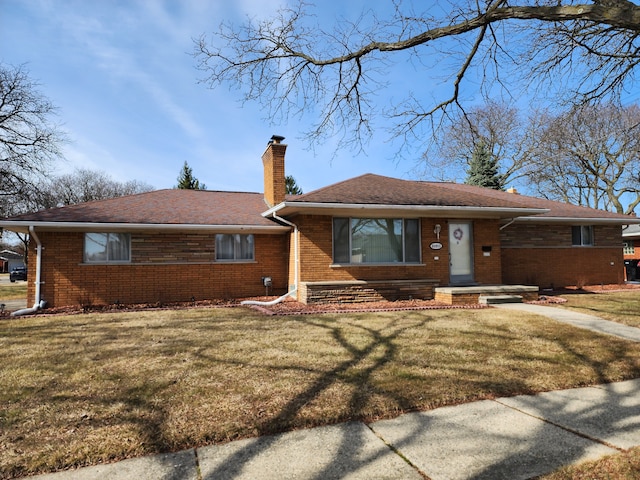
[623,224,640,238]
[263,201,550,219]
[508,216,640,225]
[0,221,291,234]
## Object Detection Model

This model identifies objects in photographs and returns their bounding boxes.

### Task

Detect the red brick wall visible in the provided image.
[292,215,503,286]
[27,231,289,307]
[471,219,503,284]
[500,223,624,288]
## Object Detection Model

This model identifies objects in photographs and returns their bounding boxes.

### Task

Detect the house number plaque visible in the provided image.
[430,242,443,250]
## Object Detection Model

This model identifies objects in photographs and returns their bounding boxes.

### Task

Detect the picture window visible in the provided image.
[333,217,420,264]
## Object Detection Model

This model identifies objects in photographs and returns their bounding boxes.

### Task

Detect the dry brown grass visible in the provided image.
[1,306,640,479]
[0,282,27,301]
[557,291,640,328]
[540,446,640,480]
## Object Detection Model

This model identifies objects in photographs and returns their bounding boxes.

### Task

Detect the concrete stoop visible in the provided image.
[434,285,538,305]
[479,295,524,305]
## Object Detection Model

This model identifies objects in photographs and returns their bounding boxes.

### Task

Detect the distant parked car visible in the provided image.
[9,266,27,282]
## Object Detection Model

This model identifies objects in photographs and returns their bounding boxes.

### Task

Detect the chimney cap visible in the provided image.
[270,135,285,144]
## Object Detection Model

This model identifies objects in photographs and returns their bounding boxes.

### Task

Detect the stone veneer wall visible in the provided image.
[299,279,439,304]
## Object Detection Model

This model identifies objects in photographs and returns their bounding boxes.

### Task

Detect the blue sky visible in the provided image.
[1,0,442,194]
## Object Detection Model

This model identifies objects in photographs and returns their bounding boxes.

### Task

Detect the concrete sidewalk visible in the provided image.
[494,303,640,342]
[27,378,640,480]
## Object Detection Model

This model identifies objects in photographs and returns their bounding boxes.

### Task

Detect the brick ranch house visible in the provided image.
[1,136,639,310]
[623,224,640,281]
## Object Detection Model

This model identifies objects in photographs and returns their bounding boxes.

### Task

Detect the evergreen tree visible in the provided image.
[465,142,504,190]
[285,175,303,195]
[176,161,206,190]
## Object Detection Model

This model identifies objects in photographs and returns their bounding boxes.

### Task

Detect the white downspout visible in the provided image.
[500,218,516,231]
[11,226,46,316]
[241,214,299,306]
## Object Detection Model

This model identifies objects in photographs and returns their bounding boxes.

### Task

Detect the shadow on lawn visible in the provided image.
[4,310,639,479]
[197,313,640,480]
[199,313,428,479]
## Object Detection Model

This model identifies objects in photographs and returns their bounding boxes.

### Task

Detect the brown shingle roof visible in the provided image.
[294,174,526,208]
[289,174,636,222]
[3,175,636,231]
[4,189,279,228]
[444,182,636,221]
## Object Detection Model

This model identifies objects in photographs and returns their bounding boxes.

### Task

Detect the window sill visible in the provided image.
[215,259,258,264]
[81,261,131,265]
[331,262,426,268]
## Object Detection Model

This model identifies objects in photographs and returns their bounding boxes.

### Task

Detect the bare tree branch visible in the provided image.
[1,63,65,202]
[527,103,640,214]
[195,1,640,155]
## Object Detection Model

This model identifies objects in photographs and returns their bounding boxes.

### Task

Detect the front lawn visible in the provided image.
[557,291,640,328]
[0,282,27,301]
[541,446,640,480]
[1,306,639,478]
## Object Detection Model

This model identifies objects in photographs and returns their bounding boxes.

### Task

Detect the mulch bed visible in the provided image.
[3,284,639,318]
[244,297,490,316]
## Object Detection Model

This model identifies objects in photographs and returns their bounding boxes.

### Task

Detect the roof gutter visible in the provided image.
[0,221,290,234]
[509,217,640,225]
[263,201,549,218]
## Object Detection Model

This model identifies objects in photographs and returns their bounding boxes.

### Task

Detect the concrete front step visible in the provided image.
[434,285,538,305]
[479,295,523,305]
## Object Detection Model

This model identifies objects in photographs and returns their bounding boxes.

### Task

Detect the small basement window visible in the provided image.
[84,233,131,263]
[215,234,254,261]
[571,226,594,246]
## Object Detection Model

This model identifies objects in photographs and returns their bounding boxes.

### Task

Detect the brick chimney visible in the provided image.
[262,135,287,207]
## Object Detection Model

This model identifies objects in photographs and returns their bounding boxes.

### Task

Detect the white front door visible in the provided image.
[449,221,474,284]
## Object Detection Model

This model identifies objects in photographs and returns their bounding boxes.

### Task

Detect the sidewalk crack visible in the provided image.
[365,423,431,480]
[492,399,625,452]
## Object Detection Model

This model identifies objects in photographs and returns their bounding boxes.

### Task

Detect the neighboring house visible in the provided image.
[623,224,640,281]
[0,250,25,273]
[0,136,638,308]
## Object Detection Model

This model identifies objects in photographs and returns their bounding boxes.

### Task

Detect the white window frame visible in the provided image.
[215,233,255,262]
[84,233,131,263]
[572,225,594,246]
[332,217,421,264]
